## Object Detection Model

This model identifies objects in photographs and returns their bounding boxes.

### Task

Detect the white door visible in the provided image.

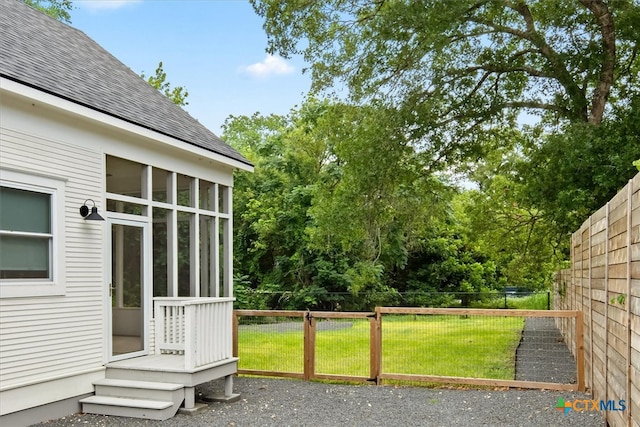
[108,218,149,361]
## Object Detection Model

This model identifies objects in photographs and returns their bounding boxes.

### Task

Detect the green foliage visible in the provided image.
[22,0,72,23]
[225,100,512,310]
[248,0,638,298]
[459,165,561,290]
[506,293,550,310]
[233,274,271,310]
[470,293,551,310]
[393,229,501,305]
[520,96,640,246]
[459,105,637,287]
[610,294,627,306]
[141,61,189,107]
[224,104,340,310]
[252,0,640,161]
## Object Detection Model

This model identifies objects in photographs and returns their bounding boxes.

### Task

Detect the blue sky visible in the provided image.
[71,0,311,135]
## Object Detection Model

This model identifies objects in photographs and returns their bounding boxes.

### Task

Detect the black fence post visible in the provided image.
[547,291,550,310]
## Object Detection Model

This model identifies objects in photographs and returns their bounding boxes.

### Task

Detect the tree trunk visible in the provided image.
[579,0,616,125]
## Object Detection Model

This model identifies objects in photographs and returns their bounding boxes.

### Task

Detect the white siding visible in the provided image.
[0,121,104,391]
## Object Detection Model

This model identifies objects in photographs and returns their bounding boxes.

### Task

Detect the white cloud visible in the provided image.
[240,55,295,78]
[77,0,141,12]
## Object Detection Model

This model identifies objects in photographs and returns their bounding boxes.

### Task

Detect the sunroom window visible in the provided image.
[106,155,233,299]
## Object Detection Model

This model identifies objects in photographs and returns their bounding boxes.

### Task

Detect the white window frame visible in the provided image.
[0,169,66,298]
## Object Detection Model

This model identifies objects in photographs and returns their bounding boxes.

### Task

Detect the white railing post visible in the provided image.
[154,300,163,354]
[184,303,195,370]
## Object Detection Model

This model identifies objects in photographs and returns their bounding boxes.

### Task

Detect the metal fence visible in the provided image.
[234,291,551,311]
[233,307,583,391]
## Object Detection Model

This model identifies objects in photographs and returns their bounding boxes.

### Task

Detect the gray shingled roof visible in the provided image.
[0,0,252,167]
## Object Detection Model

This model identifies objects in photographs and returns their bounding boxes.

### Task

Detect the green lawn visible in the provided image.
[469,292,552,310]
[238,321,305,373]
[381,315,524,379]
[237,315,524,381]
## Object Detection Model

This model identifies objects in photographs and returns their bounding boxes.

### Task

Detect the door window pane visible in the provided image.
[111,223,144,355]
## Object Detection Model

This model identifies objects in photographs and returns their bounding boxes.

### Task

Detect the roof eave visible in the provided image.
[1,76,254,172]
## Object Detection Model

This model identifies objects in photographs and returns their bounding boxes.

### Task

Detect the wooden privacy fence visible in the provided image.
[554,172,640,427]
[233,308,584,391]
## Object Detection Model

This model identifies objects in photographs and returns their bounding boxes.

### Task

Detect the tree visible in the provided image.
[22,0,72,23]
[252,0,640,162]
[141,62,189,107]
[458,161,563,290]
[520,93,640,242]
[224,99,507,310]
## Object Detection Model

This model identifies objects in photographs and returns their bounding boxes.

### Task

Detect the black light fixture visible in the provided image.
[80,199,105,221]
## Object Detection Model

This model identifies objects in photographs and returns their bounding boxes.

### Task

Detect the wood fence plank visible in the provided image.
[633,280,640,297]
[235,310,307,317]
[378,373,578,391]
[232,312,238,358]
[611,231,629,251]
[370,308,381,384]
[237,369,304,379]
[611,216,630,240]
[610,191,629,215]
[377,307,577,317]
[304,315,315,381]
[577,312,585,391]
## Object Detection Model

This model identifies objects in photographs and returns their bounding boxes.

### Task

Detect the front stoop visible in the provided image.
[80,379,184,421]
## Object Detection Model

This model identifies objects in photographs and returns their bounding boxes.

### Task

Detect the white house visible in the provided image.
[0,1,253,425]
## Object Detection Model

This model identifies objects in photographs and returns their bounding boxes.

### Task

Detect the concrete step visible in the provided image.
[80,395,178,421]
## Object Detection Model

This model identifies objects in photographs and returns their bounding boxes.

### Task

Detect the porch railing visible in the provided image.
[154,297,234,370]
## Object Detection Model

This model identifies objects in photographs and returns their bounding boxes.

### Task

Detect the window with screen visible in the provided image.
[0,169,65,297]
[0,186,52,279]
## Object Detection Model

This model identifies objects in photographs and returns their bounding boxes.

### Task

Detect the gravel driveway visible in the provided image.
[34,376,604,427]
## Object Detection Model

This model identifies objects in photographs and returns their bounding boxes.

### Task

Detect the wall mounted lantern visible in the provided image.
[79,199,105,221]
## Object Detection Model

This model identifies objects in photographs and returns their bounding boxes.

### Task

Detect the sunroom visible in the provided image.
[95,154,239,415]
[105,153,234,360]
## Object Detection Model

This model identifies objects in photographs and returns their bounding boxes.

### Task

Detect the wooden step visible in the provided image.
[80,395,177,421]
[93,378,184,401]
[94,378,183,391]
